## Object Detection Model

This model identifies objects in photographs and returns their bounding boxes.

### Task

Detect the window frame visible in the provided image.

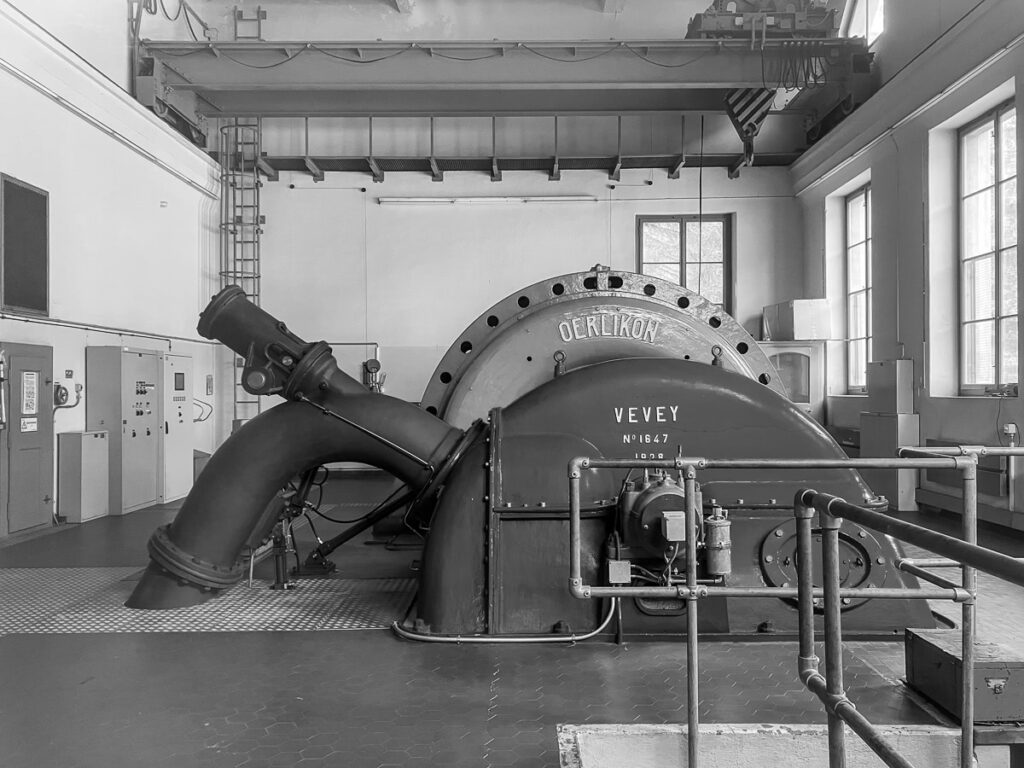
[957,99,1017,395]
[635,214,733,312]
[844,184,872,394]
[0,173,50,318]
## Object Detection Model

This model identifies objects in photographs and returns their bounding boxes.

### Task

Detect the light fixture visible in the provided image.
[376,195,599,205]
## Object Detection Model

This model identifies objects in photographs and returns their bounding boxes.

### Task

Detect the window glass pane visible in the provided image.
[1000,109,1017,181]
[1000,248,1018,315]
[963,320,996,385]
[848,340,866,389]
[685,221,724,263]
[962,120,995,194]
[867,0,884,43]
[1001,179,1017,249]
[771,353,811,402]
[963,255,996,320]
[963,189,996,258]
[1000,316,1018,384]
[847,193,866,245]
[866,288,873,337]
[701,263,724,304]
[848,0,866,39]
[848,291,867,338]
[642,221,679,262]
[848,242,867,292]
[643,262,680,284]
[685,264,701,290]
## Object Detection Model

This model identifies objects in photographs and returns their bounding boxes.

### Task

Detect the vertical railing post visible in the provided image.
[684,465,700,768]
[794,491,819,680]
[960,458,978,768]
[820,508,847,768]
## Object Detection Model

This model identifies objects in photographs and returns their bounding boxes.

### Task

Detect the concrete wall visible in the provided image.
[259,166,803,402]
[4,0,131,88]
[0,4,227,516]
[793,0,1024,522]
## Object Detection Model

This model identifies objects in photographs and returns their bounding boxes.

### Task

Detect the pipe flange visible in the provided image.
[148,525,244,591]
[760,519,891,610]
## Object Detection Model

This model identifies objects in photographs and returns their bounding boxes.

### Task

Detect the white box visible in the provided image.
[762,299,831,341]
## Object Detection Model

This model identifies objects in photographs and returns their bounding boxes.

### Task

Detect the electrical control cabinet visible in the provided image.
[160,354,194,503]
[86,347,161,515]
[57,430,109,523]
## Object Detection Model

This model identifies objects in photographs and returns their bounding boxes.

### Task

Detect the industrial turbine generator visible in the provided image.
[127,265,934,638]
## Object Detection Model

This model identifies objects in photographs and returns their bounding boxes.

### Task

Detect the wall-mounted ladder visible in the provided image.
[219,119,264,431]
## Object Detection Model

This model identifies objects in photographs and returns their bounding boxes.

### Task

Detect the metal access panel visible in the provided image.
[160,354,194,503]
[86,347,160,515]
[0,342,54,536]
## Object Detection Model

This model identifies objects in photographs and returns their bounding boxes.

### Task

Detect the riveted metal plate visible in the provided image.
[421,266,786,428]
[759,519,893,610]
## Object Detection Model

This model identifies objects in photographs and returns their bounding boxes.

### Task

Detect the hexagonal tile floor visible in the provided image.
[0,630,935,768]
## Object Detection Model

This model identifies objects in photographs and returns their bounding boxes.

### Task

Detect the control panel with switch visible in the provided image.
[86,347,161,514]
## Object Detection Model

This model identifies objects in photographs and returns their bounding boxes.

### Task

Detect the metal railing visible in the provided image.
[566,450,1024,768]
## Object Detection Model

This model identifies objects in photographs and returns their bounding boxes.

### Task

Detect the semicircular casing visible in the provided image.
[421,266,786,429]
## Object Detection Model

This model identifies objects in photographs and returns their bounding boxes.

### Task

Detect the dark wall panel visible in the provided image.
[2,175,48,315]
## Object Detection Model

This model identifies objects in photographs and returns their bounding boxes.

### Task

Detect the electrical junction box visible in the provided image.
[661,510,688,542]
[906,629,1024,722]
[607,559,632,585]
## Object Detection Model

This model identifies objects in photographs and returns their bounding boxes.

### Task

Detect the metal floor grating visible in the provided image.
[0,568,415,634]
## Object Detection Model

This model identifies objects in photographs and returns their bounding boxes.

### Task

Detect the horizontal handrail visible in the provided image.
[563,450,1012,768]
[800,490,1024,590]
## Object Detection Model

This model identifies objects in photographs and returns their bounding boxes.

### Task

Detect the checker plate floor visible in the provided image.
[0,568,415,634]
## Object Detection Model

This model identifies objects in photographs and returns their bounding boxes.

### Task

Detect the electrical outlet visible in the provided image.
[1002,423,1018,437]
[64,369,73,378]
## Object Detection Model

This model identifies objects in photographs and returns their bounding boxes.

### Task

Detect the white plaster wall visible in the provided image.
[0,5,228,501]
[3,0,130,88]
[873,0,1000,84]
[794,0,1024,523]
[261,166,803,402]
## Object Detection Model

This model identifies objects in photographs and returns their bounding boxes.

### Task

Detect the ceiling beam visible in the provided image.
[168,87,743,118]
[141,37,864,94]
[393,0,414,12]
